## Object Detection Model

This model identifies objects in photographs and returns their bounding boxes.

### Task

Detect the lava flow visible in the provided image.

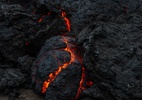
[61,11,71,31]
[75,66,86,99]
[41,10,87,99]
[42,37,76,93]
[38,15,45,22]
[42,11,73,93]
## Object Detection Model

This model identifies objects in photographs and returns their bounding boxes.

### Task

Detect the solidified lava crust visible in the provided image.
[40,10,87,99]
[1,1,142,100]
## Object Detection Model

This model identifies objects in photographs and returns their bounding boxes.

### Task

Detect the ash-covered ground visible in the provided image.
[0,0,142,100]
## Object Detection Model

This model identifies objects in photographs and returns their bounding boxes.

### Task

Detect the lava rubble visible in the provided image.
[32,10,90,100]
[0,0,142,100]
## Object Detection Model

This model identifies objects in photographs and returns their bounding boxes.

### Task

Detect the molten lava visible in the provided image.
[41,10,89,100]
[38,15,45,23]
[61,11,71,31]
[75,66,86,99]
[87,81,93,87]
[42,11,72,93]
[42,37,76,93]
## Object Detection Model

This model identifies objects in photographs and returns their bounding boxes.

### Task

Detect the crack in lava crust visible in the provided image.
[41,10,87,99]
[61,11,71,31]
[42,37,76,93]
[74,67,85,99]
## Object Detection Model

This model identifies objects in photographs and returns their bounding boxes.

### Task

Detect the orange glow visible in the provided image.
[42,63,68,93]
[61,11,71,31]
[40,11,87,100]
[38,15,45,23]
[38,12,50,23]
[42,37,76,93]
[63,37,75,62]
[75,66,86,99]
[87,81,93,87]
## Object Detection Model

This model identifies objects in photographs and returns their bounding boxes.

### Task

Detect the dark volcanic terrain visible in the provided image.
[0,0,142,100]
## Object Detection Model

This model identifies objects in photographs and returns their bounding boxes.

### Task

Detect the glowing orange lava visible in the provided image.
[61,11,71,31]
[42,11,72,94]
[41,10,88,100]
[87,80,93,87]
[42,37,76,93]
[38,15,45,23]
[75,66,86,99]
[38,12,50,23]
[42,63,68,93]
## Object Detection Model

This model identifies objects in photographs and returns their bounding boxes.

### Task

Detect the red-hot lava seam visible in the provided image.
[87,81,93,87]
[61,11,71,31]
[42,37,75,93]
[38,15,45,23]
[42,11,73,93]
[41,11,87,99]
[75,66,86,99]
[38,12,51,23]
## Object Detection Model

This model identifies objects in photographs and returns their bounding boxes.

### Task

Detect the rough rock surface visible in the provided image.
[77,12,142,100]
[0,2,35,97]
[0,68,24,91]
[0,0,142,100]
[0,3,36,61]
[35,0,142,33]
[32,36,82,99]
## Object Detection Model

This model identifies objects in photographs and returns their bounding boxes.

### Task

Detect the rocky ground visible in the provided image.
[0,0,142,100]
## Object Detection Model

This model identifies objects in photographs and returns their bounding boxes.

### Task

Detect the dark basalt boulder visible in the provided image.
[0,68,24,91]
[35,0,142,34]
[0,2,67,62]
[45,62,82,100]
[32,36,82,100]
[77,12,142,100]
[0,4,36,62]
[0,0,142,100]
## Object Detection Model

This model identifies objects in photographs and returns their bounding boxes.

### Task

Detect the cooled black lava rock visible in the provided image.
[17,55,35,88]
[0,68,24,91]
[0,3,36,62]
[32,36,82,100]
[0,2,66,62]
[0,1,36,95]
[0,0,32,5]
[77,12,142,100]
[18,55,35,73]
[45,62,82,100]
[35,0,142,34]
[0,0,142,100]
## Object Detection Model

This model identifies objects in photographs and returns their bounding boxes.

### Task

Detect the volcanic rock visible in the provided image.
[35,0,142,34]
[32,36,82,99]
[0,68,24,91]
[77,12,142,100]
[0,0,142,100]
[0,3,36,62]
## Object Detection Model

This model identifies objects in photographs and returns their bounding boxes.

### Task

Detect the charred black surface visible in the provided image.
[31,36,82,100]
[0,0,142,100]
[77,14,142,99]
